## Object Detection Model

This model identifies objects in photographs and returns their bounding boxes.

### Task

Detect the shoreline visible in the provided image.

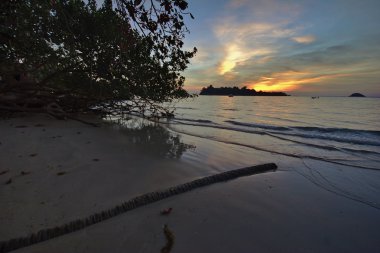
[1,114,380,252]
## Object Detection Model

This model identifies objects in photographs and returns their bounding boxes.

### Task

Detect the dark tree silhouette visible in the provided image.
[0,0,196,118]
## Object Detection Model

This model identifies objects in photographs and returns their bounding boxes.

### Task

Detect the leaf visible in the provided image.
[178,0,188,10]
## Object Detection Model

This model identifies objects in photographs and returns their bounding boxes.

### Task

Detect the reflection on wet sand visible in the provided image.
[109,117,195,159]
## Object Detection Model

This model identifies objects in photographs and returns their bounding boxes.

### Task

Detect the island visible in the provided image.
[349,93,366,97]
[199,85,289,96]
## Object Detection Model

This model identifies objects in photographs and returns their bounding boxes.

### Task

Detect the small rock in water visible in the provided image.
[349,93,366,97]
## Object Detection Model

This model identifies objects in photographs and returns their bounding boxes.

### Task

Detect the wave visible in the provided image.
[171,117,380,148]
[293,126,380,136]
[270,130,380,147]
[174,117,214,124]
[225,120,290,131]
[167,126,380,171]
[176,107,195,110]
[257,114,310,125]
[225,120,380,147]
[264,132,380,156]
[169,120,380,157]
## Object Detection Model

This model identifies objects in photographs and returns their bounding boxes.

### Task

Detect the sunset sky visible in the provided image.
[182,0,380,96]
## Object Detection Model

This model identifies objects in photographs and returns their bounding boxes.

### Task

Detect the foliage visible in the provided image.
[115,0,196,71]
[0,0,196,118]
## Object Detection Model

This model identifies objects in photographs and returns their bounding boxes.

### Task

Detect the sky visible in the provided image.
[181,0,380,96]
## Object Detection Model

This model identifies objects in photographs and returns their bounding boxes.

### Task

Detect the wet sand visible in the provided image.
[1,114,379,252]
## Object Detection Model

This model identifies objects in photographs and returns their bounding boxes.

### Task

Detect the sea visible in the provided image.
[103,95,380,251]
[169,96,380,170]
[114,95,380,209]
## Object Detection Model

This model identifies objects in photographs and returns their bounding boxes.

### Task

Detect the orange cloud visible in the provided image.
[214,20,295,75]
[246,71,350,92]
[292,35,316,44]
[218,44,272,75]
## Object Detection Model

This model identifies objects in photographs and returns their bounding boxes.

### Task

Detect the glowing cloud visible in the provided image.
[246,71,351,92]
[214,20,284,75]
[218,44,243,74]
[218,44,272,75]
[292,35,316,44]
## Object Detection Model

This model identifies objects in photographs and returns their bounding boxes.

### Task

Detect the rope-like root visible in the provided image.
[0,163,277,253]
[161,225,175,253]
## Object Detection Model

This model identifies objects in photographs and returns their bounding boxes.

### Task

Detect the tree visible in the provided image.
[0,0,196,118]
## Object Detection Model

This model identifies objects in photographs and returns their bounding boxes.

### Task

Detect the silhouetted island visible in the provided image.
[199,85,289,96]
[349,93,366,97]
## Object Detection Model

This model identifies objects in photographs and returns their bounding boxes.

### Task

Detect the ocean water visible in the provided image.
[168,96,380,170]
[108,95,380,250]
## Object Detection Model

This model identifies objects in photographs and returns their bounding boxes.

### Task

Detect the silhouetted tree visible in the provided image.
[0,0,196,118]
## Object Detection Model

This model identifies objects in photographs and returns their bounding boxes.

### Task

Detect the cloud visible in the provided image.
[228,0,301,21]
[228,0,250,8]
[229,41,380,94]
[188,44,223,67]
[183,0,380,96]
[244,71,352,92]
[184,0,305,89]
[213,19,297,75]
[211,0,308,77]
[218,44,273,74]
[292,35,316,44]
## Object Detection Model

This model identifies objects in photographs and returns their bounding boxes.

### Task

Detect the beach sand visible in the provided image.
[1,114,379,253]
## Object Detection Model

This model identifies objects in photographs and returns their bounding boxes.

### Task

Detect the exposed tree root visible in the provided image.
[161,225,175,253]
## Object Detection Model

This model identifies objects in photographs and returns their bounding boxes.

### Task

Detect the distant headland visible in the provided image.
[349,93,366,97]
[199,85,289,96]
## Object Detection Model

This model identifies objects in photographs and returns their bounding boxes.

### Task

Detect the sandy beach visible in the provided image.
[1,114,380,253]
[3,0,380,252]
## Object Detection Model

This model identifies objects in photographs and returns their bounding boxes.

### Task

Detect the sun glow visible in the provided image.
[246,71,350,92]
[251,82,297,92]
